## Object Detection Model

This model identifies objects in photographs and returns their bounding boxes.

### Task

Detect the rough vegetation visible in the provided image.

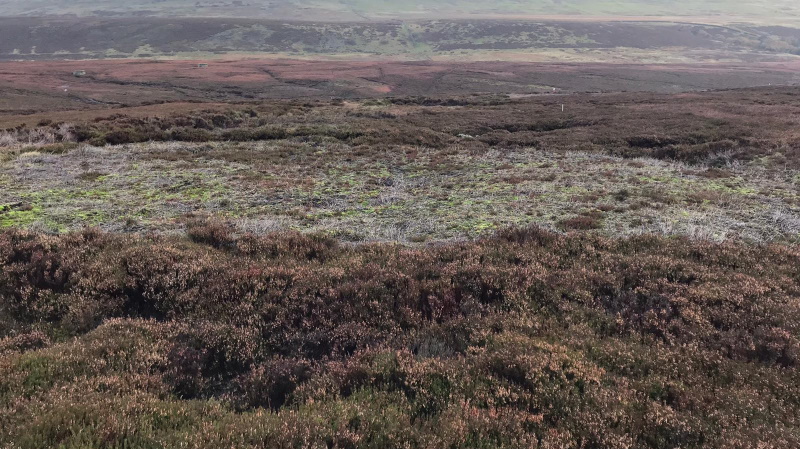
[2,89,799,241]
[7,88,800,167]
[2,79,800,447]
[1,226,799,448]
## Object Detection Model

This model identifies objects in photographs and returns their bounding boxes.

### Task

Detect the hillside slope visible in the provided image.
[1,0,799,22]
[1,17,798,61]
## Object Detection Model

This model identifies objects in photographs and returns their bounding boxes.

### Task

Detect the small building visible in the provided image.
[72,70,86,77]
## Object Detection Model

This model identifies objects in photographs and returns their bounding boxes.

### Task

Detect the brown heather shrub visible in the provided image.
[14,88,800,170]
[559,211,605,231]
[0,330,50,354]
[1,227,799,447]
[186,219,235,248]
[229,357,313,411]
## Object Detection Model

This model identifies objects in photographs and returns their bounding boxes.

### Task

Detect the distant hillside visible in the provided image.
[1,17,799,61]
[1,0,799,23]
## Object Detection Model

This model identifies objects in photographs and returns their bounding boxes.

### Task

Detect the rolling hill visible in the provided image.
[0,16,798,62]
[0,0,799,23]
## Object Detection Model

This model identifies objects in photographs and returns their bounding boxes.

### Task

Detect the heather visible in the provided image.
[1,226,799,448]
[2,7,800,448]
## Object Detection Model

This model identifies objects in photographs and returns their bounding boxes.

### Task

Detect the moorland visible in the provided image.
[1,4,800,448]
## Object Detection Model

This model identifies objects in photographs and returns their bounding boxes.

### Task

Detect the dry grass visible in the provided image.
[0,123,75,148]
[1,138,798,242]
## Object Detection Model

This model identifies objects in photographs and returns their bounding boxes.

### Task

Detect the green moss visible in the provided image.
[73,210,109,225]
[707,181,757,195]
[473,220,497,232]
[94,174,118,182]
[0,204,43,228]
